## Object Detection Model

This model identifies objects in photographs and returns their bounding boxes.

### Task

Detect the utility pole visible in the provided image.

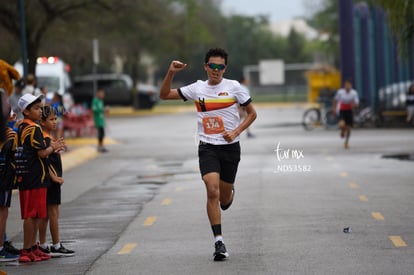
[19,0,28,78]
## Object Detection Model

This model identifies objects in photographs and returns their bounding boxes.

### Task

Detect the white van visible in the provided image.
[14,56,73,108]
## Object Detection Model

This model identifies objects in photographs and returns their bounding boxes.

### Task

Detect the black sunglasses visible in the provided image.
[207,63,226,71]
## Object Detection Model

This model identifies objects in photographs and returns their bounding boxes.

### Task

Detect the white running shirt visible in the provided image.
[335,88,359,111]
[179,78,252,145]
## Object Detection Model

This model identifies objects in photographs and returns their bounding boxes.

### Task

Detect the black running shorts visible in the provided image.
[198,141,240,184]
[47,183,61,205]
[0,191,12,207]
[339,110,354,126]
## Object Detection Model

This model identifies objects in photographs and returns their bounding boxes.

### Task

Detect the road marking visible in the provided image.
[117,243,137,255]
[143,216,157,226]
[62,146,99,173]
[340,172,348,177]
[325,156,334,161]
[349,182,359,189]
[389,236,408,247]
[359,195,368,202]
[161,198,171,206]
[371,212,385,221]
[175,186,183,192]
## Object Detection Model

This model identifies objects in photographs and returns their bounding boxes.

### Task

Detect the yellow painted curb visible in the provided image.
[65,137,118,146]
[62,146,99,173]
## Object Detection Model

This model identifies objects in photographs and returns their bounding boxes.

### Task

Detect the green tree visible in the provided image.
[222,15,288,79]
[305,0,340,65]
[368,0,414,54]
[0,0,111,75]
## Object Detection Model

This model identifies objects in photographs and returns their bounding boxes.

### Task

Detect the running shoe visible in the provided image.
[220,188,235,211]
[33,245,51,261]
[50,243,75,257]
[3,240,21,255]
[19,249,41,263]
[38,244,50,255]
[0,247,19,262]
[213,241,229,261]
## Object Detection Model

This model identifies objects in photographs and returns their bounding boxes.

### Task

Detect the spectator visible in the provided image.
[38,105,74,257]
[91,89,109,152]
[8,79,26,123]
[406,84,414,124]
[16,94,65,263]
[22,74,42,97]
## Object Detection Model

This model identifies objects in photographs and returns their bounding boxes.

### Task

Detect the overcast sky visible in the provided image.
[220,0,306,23]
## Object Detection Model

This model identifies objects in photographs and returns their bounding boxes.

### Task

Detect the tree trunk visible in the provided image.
[26,39,38,76]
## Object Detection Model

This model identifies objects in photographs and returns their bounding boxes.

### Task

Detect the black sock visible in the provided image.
[211,224,222,236]
[25,248,31,253]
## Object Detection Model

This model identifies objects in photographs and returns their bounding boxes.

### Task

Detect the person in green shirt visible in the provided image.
[91,89,108,152]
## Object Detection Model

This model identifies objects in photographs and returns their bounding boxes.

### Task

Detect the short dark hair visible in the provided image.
[204,48,228,65]
[41,104,57,121]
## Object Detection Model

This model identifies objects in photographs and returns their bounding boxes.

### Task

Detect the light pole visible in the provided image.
[19,0,28,78]
[92,38,99,96]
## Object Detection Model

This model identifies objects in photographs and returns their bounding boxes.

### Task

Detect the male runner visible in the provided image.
[160,48,257,261]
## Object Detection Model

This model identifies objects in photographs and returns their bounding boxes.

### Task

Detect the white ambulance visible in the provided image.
[14,56,73,109]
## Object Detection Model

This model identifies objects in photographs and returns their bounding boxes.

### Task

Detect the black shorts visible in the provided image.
[47,183,61,205]
[0,191,12,208]
[339,110,354,126]
[198,141,241,184]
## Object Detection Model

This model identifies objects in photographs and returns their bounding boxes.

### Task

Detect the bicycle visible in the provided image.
[353,105,381,128]
[302,97,338,131]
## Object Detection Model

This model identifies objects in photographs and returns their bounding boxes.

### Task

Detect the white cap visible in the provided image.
[18,93,43,111]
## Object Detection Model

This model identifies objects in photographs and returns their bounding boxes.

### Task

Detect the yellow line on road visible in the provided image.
[340,172,348,177]
[359,195,368,202]
[143,216,157,226]
[161,198,171,206]
[117,243,137,255]
[372,212,385,221]
[175,186,183,192]
[349,182,359,189]
[389,236,408,247]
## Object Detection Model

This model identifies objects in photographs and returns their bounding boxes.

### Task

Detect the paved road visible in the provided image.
[2,104,414,274]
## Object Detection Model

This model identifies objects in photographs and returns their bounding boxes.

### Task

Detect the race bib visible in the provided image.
[202,116,225,134]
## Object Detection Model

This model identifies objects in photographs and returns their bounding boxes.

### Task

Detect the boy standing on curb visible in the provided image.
[16,94,65,263]
[38,105,75,257]
[0,109,19,262]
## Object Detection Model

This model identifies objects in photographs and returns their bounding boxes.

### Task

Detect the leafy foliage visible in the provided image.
[0,0,314,84]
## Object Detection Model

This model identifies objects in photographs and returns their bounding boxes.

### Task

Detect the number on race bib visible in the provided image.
[202,116,225,134]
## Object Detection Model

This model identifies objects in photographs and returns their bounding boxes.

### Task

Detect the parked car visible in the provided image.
[136,83,159,109]
[72,74,133,107]
[378,80,412,110]
[72,74,159,109]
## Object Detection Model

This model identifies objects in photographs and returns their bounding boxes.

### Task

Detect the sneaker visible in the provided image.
[220,188,235,211]
[213,241,229,261]
[3,240,21,255]
[98,147,108,153]
[19,249,41,263]
[38,245,50,255]
[0,247,19,262]
[32,246,51,261]
[50,243,75,257]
